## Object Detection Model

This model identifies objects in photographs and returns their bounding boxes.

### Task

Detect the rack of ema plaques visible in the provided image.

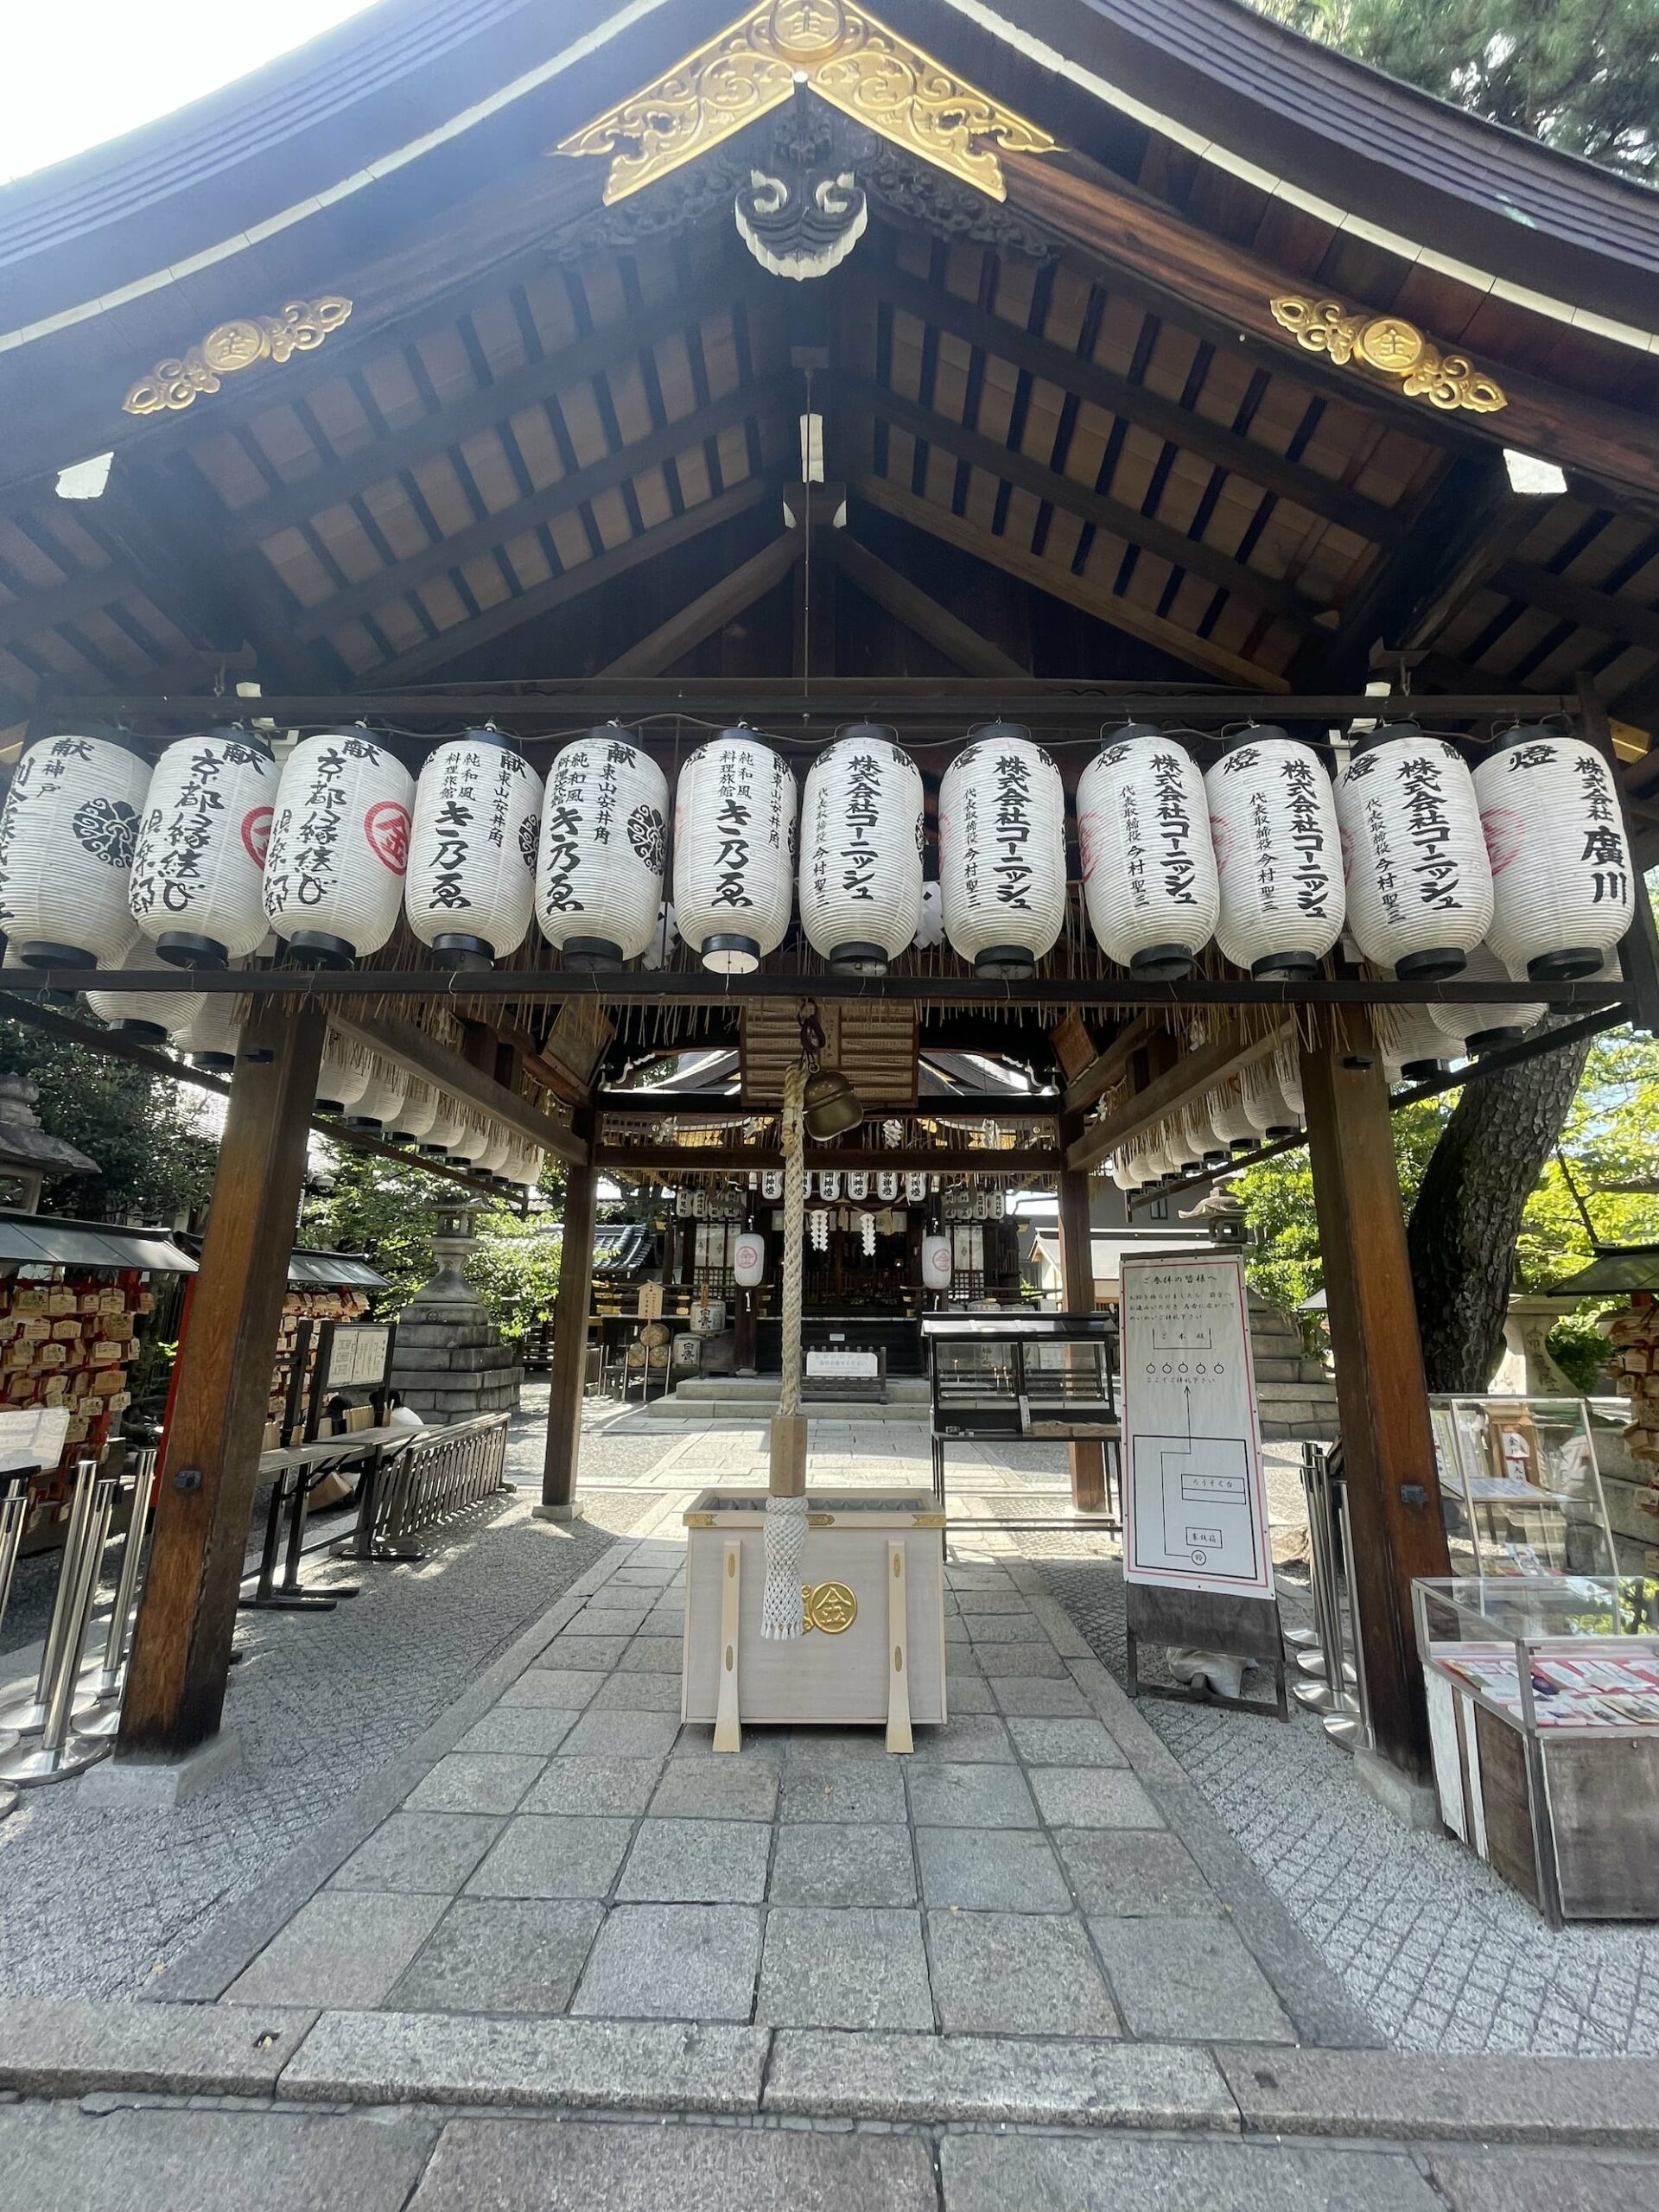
[1430,1395,1618,1580]
[681,1491,946,1753]
[1415,1575,1659,1924]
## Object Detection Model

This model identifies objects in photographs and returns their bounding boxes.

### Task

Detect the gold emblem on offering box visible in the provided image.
[801,1579,858,1632]
[1268,295,1506,414]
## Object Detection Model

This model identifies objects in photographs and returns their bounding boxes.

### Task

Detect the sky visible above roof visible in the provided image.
[0,0,383,183]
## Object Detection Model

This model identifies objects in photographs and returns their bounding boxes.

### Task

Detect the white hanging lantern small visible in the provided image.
[1272,1041,1306,1122]
[173,993,242,1073]
[847,1170,869,1201]
[1166,1117,1203,1175]
[877,1169,899,1201]
[388,1077,439,1146]
[1242,1059,1301,1139]
[537,726,668,969]
[905,1170,927,1203]
[1335,724,1492,979]
[1207,1077,1258,1155]
[1184,1104,1227,1169]
[1078,726,1219,979]
[676,1186,693,1218]
[799,725,924,976]
[938,725,1067,977]
[734,1231,766,1287]
[83,943,204,1045]
[1135,1129,1173,1186]
[128,728,276,969]
[1429,944,1547,1055]
[1109,1154,1139,1194]
[921,1233,952,1290]
[314,1032,372,1115]
[1473,725,1634,979]
[1380,1006,1452,1082]
[517,1147,546,1194]
[406,729,543,971]
[478,1126,515,1179]
[912,880,944,950]
[262,728,414,966]
[761,1167,783,1200]
[672,728,796,974]
[447,1111,494,1167]
[421,1092,470,1157]
[0,728,150,969]
[342,1054,408,1132]
[819,1170,842,1202]
[1205,728,1343,979]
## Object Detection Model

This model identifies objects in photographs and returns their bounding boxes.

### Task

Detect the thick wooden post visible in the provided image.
[1300,1016,1451,1781]
[1057,1114,1107,1513]
[118,1003,325,1759]
[541,1110,597,1520]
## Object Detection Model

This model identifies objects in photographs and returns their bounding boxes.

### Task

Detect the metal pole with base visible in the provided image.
[0,1477,117,1786]
[0,1459,99,1738]
[73,1451,157,1742]
[0,1478,36,1820]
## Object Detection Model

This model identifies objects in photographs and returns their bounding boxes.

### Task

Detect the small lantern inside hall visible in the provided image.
[263,728,414,967]
[1205,729,1344,979]
[734,1232,766,1287]
[1473,725,1635,979]
[938,725,1067,978]
[799,727,924,976]
[1335,724,1492,979]
[922,1233,952,1291]
[672,729,796,974]
[537,728,668,969]
[0,728,150,969]
[406,730,543,971]
[1078,728,1219,979]
[128,728,276,969]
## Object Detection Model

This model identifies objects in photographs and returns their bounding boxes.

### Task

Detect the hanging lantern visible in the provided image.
[536,727,668,969]
[818,1170,842,1203]
[672,728,796,974]
[1272,1041,1306,1122]
[478,1126,514,1179]
[1473,725,1634,979]
[1167,1117,1203,1175]
[912,880,944,950]
[799,726,924,976]
[516,1146,546,1195]
[877,1169,899,1201]
[404,730,543,972]
[938,725,1067,978]
[847,1170,869,1201]
[1242,1058,1301,1139]
[1135,1128,1173,1186]
[1379,1006,1452,1083]
[905,1169,927,1203]
[921,1233,952,1290]
[447,1110,494,1167]
[1205,728,1343,979]
[342,1055,408,1134]
[1078,727,1219,979]
[173,993,242,1074]
[1108,1154,1139,1195]
[1335,724,1492,979]
[734,1231,766,1287]
[1207,1077,1259,1155]
[420,1091,469,1156]
[83,944,204,1046]
[314,1031,372,1116]
[761,1167,783,1201]
[1428,944,1547,1054]
[263,728,414,966]
[676,1187,693,1217]
[128,728,276,969]
[0,728,150,969]
[1183,1104,1227,1170]
[387,1077,439,1147]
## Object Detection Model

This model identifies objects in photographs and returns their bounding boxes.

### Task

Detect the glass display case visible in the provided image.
[920,1313,1119,1510]
[1414,1573,1659,1923]
[1429,1395,1617,1580]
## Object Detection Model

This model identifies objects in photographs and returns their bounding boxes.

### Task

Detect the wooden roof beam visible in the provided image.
[825,531,1028,677]
[1062,1014,1157,1116]
[1493,559,1659,662]
[601,531,799,677]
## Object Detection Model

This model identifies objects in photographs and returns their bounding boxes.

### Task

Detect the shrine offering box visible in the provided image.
[1415,1574,1659,1923]
[682,1490,946,1739]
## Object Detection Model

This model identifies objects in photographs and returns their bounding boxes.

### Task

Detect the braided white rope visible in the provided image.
[763,1058,809,1639]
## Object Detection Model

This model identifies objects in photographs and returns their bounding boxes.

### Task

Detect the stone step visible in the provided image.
[671,1375,931,1404]
[642,1394,931,1422]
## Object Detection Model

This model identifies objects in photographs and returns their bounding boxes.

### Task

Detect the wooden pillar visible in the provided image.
[118,1002,326,1759]
[541,1109,597,1520]
[1057,1112,1107,1513]
[1300,1015,1451,1781]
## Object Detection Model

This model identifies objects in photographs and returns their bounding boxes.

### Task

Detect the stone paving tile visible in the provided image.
[954,1592,1037,1615]
[531,1635,627,1671]
[617,1635,684,1671]
[648,1755,779,1821]
[0,1997,317,2099]
[1422,2149,1659,2210]
[562,1605,653,1634]
[906,1714,1014,1763]
[385,1899,603,2014]
[966,1613,1046,1643]
[466,1815,636,1900]
[329,1812,503,1895]
[940,2133,1440,2212]
[615,1818,772,1904]
[975,1639,1069,1677]
[988,1675,1092,1716]
[906,1761,1039,1828]
[780,1743,907,1823]
[571,1904,762,2021]
[755,1907,933,2030]
[454,1707,582,1755]
[1004,1715,1128,1767]
[520,1757,665,1818]
[1028,1766,1165,1828]
[404,1753,546,1815]
[1091,1915,1296,2043]
[926,1909,1121,2037]
[1056,1829,1221,1916]
[768,1821,917,1906]
[587,1671,682,1713]
[559,1709,681,1760]
[226,1891,448,2009]
[916,1827,1071,1912]
[504,1669,603,1707]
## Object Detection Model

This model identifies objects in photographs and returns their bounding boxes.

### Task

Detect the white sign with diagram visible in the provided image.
[1120,1251,1274,1598]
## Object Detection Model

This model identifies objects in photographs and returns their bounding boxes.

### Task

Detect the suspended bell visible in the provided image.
[803,1067,862,1141]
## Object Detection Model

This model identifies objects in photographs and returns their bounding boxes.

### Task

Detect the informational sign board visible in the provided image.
[1120,1252,1274,1599]
[324,1323,394,1393]
[807,1349,880,1379]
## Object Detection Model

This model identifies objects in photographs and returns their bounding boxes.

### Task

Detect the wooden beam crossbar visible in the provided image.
[826,533,1029,677]
[1065,1024,1290,1173]
[601,532,799,677]
[594,1146,1058,1173]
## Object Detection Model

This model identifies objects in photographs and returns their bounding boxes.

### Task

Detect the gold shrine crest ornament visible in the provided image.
[800,1580,858,1633]
[1269,294,1506,415]
[556,0,1055,205]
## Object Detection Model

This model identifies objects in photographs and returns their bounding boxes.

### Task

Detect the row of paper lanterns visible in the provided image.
[0,716,1632,988]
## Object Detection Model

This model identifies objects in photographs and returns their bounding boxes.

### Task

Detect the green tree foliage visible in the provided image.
[1251,1,1659,179]
[466,1214,565,1351]
[0,1017,218,1221]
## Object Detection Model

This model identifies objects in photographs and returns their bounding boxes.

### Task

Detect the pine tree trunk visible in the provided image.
[1407,1028,1591,1391]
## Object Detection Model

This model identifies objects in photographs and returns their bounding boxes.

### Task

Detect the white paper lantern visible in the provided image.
[1078,727,1219,978]
[262,728,415,965]
[1243,1059,1301,1138]
[847,1170,869,1201]
[1131,1128,1172,1186]
[174,992,242,1073]
[912,880,944,950]
[537,728,668,969]
[1184,1104,1227,1168]
[128,729,276,967]
[1206,1077,1258,1154]
[819,1170,842,1202]
[938,725,1067,977]
[1272,1041,1305,1121]
[1427,944,1547,1054]
[905,1170,927,1202]
[342,1055,408,1132]
[83,943,204,1045]
[1380,1006,1452,1082]
[799,726,923,975]
[388,1077,439,1146]
[478,1127,514,1178]
[1205,729,1343,979]
[761,1168,783,1200]
[877,1170,899,1201]
[314,1032,372,1115]
[421,1092,470,1156]
[1108,1154,1139,1194]
[1336,724,1493,979]
[734,1232,766,1287]
[0,728,150,968]
[447,1110,494,1166]
[404,730,543,971]
[921,1233,952,1290]
[672,729,796,974]
[1473,726,1634,979]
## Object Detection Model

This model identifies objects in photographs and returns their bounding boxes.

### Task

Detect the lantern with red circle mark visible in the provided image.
[1473,726,1635,980]
[734,1232,766,1288]
[921,1234,952,1291]
[0,728,150,969]
[262,728,414,966]
[128,728,276,968]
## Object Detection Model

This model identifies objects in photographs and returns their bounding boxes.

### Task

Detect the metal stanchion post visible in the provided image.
[73,1451,156,1741]
[0,1459,99,1738]
[0,1478,117,1786]
[0,1479,35,1820]
[1324,1483,1371,1750]
[1293,1444,1359,1718]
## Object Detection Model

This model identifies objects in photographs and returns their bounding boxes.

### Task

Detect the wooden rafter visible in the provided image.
[1495,558,1659,661]
[827,531,1028,677]
[1061,1014,1156,1116]
[601,531,798,676]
